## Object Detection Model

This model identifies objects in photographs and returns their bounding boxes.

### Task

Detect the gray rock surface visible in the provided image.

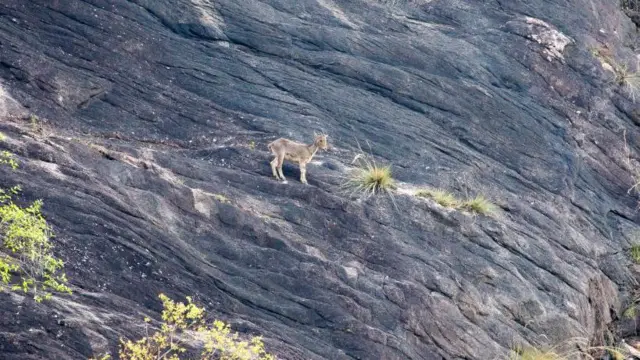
[0,0,640,359]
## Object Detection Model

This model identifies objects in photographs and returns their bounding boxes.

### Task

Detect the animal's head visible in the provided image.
[314,133,329,150]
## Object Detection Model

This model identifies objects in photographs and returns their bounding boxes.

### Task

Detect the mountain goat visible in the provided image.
[267,134,328,184]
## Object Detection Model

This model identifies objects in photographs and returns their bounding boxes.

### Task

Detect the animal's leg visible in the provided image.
[277,153,287,182]
[300,163,308,184]
[270,157,280,179]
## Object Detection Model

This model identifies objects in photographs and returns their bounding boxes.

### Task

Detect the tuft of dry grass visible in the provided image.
[508,338,627,360]
[415,189,459,208]
[213,193,230,204]
[630,243,640,264]
[344,152,395,198]
[591,46,640,102]
[615,65,640,103]
[622,130,640,205]
[461,195,497,215]
[415,188,497,215]
[508,346,565,360]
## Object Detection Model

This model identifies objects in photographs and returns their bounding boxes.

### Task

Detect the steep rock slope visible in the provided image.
[0,0,639,359]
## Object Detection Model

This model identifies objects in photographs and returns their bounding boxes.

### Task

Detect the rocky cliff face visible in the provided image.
[1,0,640,359]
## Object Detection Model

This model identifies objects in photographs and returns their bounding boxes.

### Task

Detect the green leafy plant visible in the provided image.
[0,137,71,301]
[0,133,18,170]
[95,293,275,360]
[0,150,18,170]
[0,195,72,301]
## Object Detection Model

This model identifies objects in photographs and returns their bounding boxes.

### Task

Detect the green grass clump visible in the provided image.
[631,244,640,264]
[461,195,497,215]
[345,153,395,198]
[415,189,459,208]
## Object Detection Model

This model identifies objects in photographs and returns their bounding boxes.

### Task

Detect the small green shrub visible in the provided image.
[95,293,275,360]
[0,195,72,301]
[0,133,16,172]
[0,138,71,301]
[631,244,640,264]
[623,303,637,319]
[0,150,18,170]
[345,153,395,197]
[415,189,459,208]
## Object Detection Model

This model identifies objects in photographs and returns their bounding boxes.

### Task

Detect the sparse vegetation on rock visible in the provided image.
[461,195,497,215]
[508,340,626,360]
[623,298,638,319]
[415,188,459,208]
[3,0,640,358]
[631,244,640,264]
[590,46,640,102]
[0,135,71,301]
[93,293,275,360]
[344,152,395,198]
[415,188,497,215]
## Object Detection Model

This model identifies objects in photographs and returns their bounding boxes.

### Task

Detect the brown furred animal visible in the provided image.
[267,134,328,184]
